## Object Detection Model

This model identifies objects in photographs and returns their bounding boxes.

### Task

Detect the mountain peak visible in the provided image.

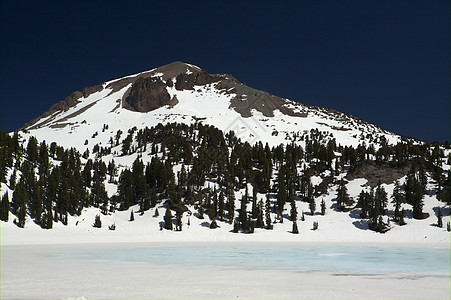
[153,61,202,81]
[21,62,401,150]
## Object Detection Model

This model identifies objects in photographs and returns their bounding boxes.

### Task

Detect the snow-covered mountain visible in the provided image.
[2,61,450,246]
[22,61,400,150]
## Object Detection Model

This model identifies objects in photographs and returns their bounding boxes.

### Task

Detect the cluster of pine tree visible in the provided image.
[0,133,108,228]
[1,121,450,233]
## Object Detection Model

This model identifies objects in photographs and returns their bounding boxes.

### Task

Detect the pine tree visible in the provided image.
[252,184,258,218]
[406,168,425,219]
[377,215,384,232]
[210,219,219,229]
[276,183,287,216]
[150,186,157,208]
[436,209,443,228]
[375,182,388,215]
[447,221,450,232]
[218,190,225,220]
[154,207,159,217]
[312,221,318,230]
[301,211,305,221]
[1,192,9,221]
[399,208,406,226]
[391,181,404,222]
[336,182,349,211]
[290,200,298,221]
[227,185,235,223]
[292,220,299,234]
[164,207,173,230]
[265,194,273,229]
[233,218,240,233]
[176,211,182,231]
[93,214,102,228]
[309,198,316,216]
[320,199,326,216]
[239,194,248,231]
[130,210,135,221]
[256,199,264,228]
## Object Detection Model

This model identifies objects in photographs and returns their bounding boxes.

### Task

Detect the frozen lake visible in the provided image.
[56,243,450,276]
[2,243,450,299]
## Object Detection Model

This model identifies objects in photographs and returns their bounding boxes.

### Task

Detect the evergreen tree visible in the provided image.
[176,211,182,231]
[292,220,299,234]
[377,215,384,232]
[256,199,264,228]
[312,221,318,230]
[309,197,316,215]
[239,194,248,231]
[0,192,9,221]
[290,200,298,221]
[276,166,287,217]
[130,210,135,221]
[252,184,258,218]
[336,182,349,211]
[391,181,404,222]
[320,199,326,216]
[374,182,388,215]
[227,185,235,223]
[12,183,28,227]
[150,186,157,208]
[154,207,159,217]
[164,207,173,230]
[265,194,273,229]
[436,209,443,228]
[399,208,406,226]
[108,223,116,230]
[218,190,225,220]
[406,168,425,219]
[210,219,219,229]
[93,214,102,228]
[233,218,240,233]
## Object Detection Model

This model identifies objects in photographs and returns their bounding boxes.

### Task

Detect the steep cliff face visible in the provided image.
[175,69,221,91]
[124,77,171,112]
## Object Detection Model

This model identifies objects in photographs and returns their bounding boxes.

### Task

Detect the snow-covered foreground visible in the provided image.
[1,242,450,300]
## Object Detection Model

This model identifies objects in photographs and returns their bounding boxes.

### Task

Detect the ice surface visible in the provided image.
[2,243,450,300]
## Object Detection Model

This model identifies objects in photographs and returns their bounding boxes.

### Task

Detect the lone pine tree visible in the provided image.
[164,207,173,230]
[436,209,443,228]
[320,199,326,216]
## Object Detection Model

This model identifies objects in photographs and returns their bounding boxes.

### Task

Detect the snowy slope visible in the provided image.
[21,62,401,152]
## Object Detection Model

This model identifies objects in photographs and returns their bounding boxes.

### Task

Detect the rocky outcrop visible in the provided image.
[218,79,308,118]
[175,70,221,90]
[124,77,171,112]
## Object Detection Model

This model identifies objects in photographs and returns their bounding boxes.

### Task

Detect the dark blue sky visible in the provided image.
[1,0,450,142]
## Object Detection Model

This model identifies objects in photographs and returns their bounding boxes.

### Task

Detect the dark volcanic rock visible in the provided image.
[217,79,308,118]
[81,84,103,98]
[175,69,221,91]
[124,77,171,112]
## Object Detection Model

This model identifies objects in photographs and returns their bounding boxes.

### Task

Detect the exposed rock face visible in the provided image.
[217,78,308,118]
[124,77,171,112]
[175,69,221,90]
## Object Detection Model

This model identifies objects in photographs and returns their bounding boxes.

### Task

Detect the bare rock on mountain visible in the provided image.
[124,77,171,112]
[175,69,221,91]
